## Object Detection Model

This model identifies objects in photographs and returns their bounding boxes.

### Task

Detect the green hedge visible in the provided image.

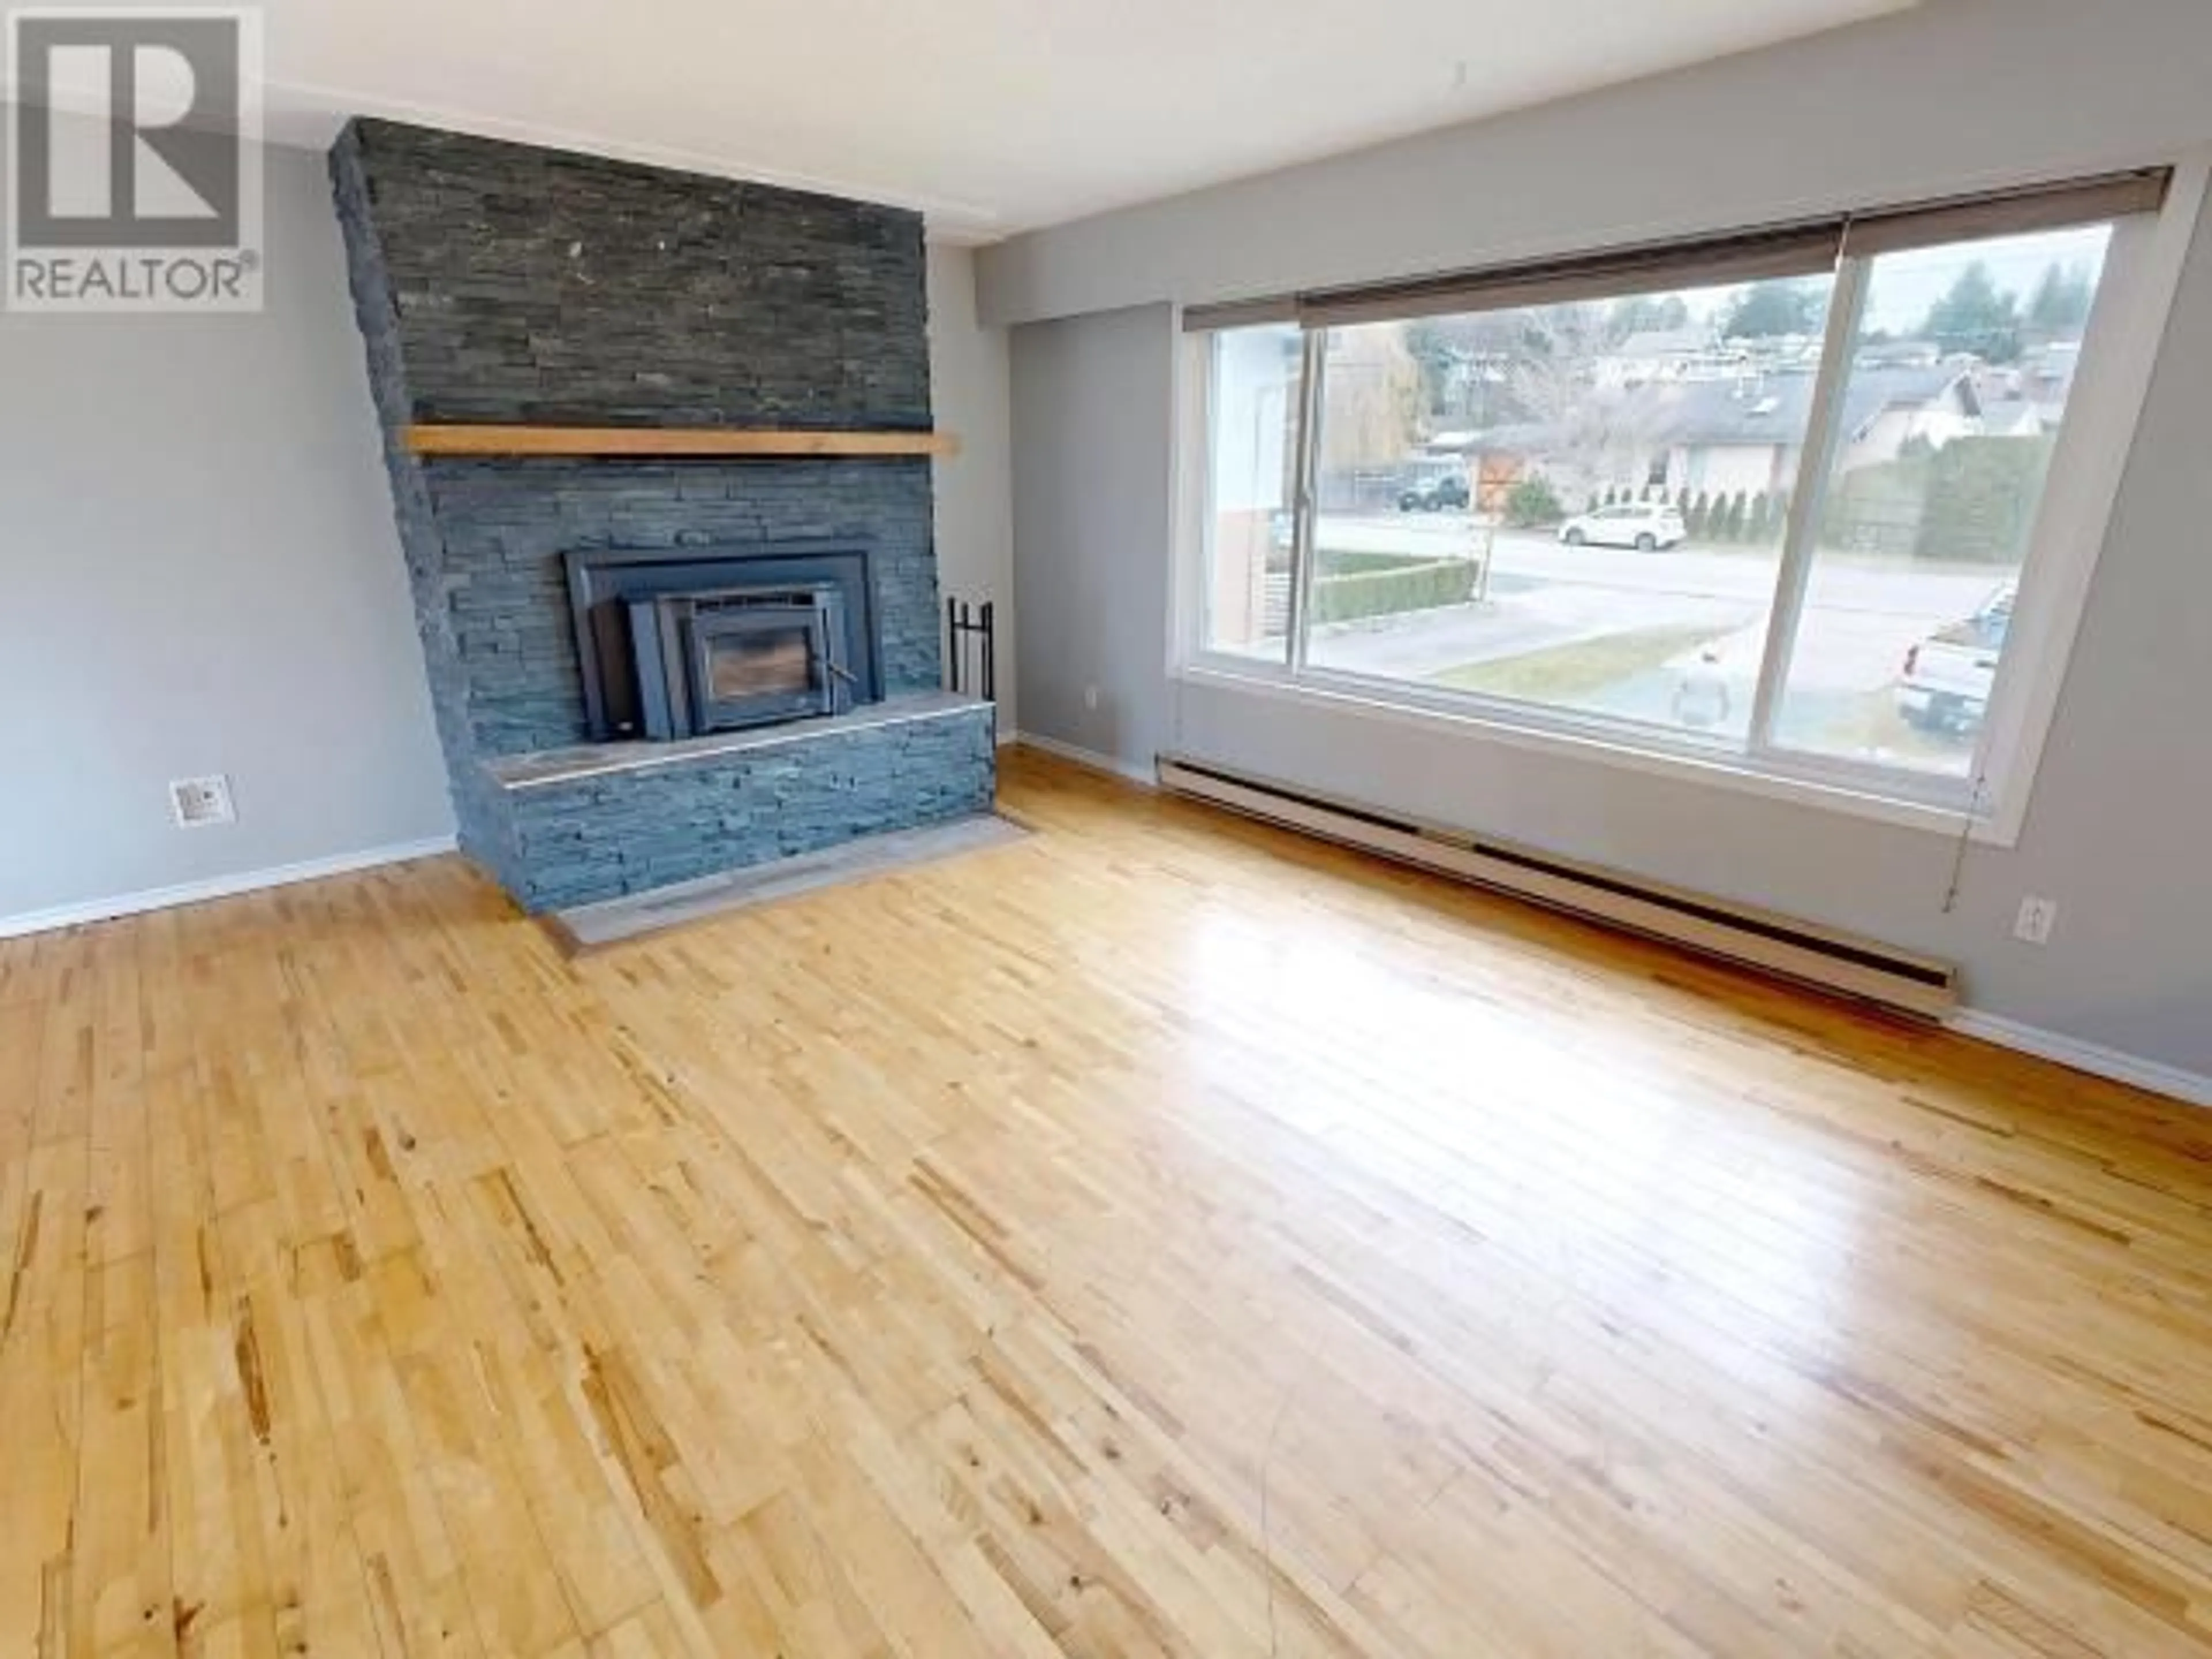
[1315,547,1440,578]
[1503,476,1565,528]
[1309,559,1475,625]
[1823,435,2056,561]
[1914,435,2056,562]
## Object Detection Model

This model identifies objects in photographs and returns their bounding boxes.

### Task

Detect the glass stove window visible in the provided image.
[707,630,813,701]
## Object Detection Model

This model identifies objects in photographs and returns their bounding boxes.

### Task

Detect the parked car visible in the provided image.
[1397,473,1470,513]
[1557,502,1687,550]
[1896,584,2014,734]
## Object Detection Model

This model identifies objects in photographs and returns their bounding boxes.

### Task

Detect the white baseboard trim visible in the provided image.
[9,815,2204,1111]
[1946,1009,2212,1109]
[1007,730,1157,789]
[0,835,460,941]
[1001,740,2209,1108]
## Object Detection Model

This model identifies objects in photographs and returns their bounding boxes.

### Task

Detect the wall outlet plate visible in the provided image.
[2014,895,2058,945]
[170,774,236,829]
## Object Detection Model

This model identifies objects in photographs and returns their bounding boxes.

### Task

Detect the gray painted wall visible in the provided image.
[979,0,2212,325]
[0,132,1005,929]
[1009,305,1175,768]
[996,6,2212,1077]
[0,131,452,922]
[926,243,1019,734]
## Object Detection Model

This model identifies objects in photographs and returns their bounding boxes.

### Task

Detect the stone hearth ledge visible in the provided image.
[478,692,997,912]
[487,691,991,791]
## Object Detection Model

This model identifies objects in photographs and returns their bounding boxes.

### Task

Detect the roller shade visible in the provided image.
[1296,224,1842,329]
[1181,296,1298,332]
[1842,169,2170,258]
[1178,168,2172,334]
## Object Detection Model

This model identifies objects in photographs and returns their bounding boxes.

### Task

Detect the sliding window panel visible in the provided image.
[1303,274,1830,742]
[1199,324,1305,664]
[1767,223,2116,778]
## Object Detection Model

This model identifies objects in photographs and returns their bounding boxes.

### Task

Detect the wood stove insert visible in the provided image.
[562,542,881,742]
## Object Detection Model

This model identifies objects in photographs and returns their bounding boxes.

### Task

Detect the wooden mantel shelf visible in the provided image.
[403,424,960,460]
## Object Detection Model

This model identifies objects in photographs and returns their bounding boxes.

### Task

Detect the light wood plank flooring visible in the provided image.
[5,749,2212,1656]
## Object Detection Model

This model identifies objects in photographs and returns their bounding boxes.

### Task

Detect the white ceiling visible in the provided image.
[50,0,1916,239]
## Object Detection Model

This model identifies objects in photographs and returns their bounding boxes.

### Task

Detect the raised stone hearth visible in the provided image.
[330,119,991,911]
[481,693,994,911]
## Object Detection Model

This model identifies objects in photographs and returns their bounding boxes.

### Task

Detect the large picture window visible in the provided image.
[1185,177,2168,831]
[1181,172,2172,829]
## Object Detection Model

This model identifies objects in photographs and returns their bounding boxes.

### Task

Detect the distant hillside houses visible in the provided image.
[1432,357,2014,503]
[1593,327,1739,389]
[1592,325,1824,391]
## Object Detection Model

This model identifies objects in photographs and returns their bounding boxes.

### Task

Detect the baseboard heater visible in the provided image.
[1156,755,1958,1020]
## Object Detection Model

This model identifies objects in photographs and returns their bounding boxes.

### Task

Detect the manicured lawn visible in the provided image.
[1779,688,1976,772]
[1316,547,1449,577]
[1427,624,1719,703]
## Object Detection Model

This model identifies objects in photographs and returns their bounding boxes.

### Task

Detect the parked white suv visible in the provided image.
[1558,502,1687,551]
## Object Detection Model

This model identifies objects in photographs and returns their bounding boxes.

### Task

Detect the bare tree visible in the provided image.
[1507,303,1671,494]
[1319,326,1427,474]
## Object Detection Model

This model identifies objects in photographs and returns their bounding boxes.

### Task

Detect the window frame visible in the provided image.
[1171,159,2210,846]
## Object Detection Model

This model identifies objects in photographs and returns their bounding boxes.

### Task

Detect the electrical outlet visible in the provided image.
[1084,684,1101,711]
[2014,895,2058,946]
[169,774,236,829]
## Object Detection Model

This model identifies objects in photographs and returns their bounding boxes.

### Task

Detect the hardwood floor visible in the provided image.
[6,748,2212,1656]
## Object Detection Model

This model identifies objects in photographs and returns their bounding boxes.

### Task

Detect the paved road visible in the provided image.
[1318,513,2008,620]
[1303,512,2002,767]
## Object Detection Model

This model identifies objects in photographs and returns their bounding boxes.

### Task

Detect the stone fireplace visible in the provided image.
[329,120,994,912]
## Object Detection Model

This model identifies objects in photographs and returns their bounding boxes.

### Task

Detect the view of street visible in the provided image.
[1205,226,2092,775]
[1301,512,2009,767]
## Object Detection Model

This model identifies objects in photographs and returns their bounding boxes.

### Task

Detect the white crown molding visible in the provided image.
[260,79,1010,241]
[3,70,1013,239]
[0,836,459,940]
